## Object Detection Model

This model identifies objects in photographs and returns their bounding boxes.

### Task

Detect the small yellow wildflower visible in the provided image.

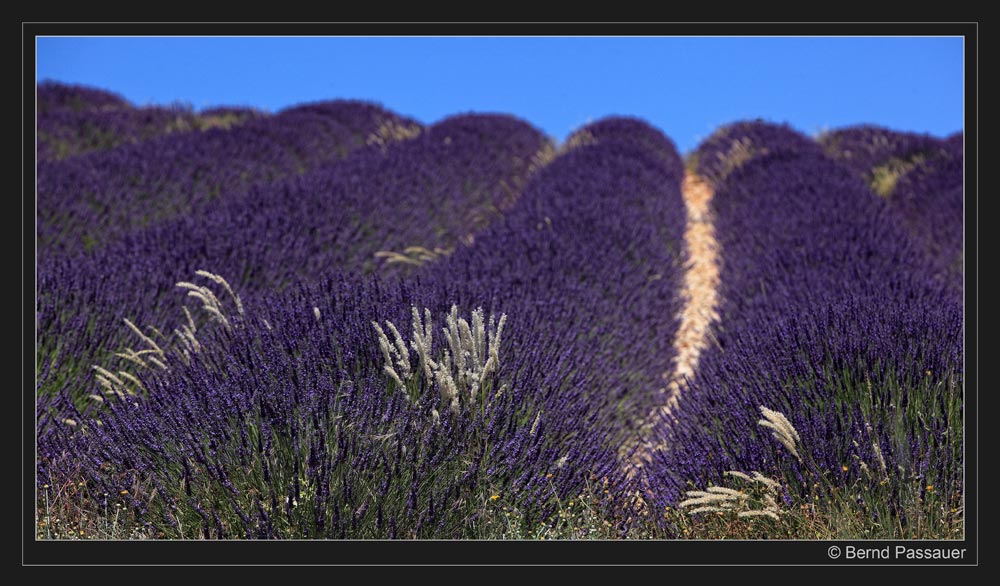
[490,494,500,501]
[842,465,849,472]
[926,485,934,492]
[120,490,129,495]
[545,473,552,479]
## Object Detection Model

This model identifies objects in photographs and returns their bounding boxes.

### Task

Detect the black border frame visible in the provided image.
[22,21,978,566]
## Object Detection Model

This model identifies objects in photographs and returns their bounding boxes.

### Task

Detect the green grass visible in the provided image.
[38,468,961,540]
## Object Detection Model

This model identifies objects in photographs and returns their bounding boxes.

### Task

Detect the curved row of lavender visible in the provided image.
[691,120,825,186]
[818,125,956,178]
[423,117,687,450]
[891,146,964,283]
[820,125,964,287]
[643,124,962,534]
[37,98,418,258]
[37,111,550,437]
[38,118,688,538]
[697,121,964,287]
[37,82,264,161]
[37,81,131,113]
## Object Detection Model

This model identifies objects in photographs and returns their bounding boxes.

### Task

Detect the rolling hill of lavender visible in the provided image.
[35,82,964,540]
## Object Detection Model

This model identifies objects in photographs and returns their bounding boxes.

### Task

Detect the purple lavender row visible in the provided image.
[68,113,547,291]
[40,276,542,538]
[426,116,687,438]
[691,120,824,186]
[374,117,687,525]
[36,113,549,419]
[37,81,130,114]
[944,132,963,158]
[37,82,264,161]
[38,102,264,161]
[644,125,962,530]
[821,125,964,285]
[36,113,549,535]
[891,144,964,285]
[37,99,418,258]
[819,125,952,179]
[566,116,686,177]
[698,121,963,284]
[38,118,686,537]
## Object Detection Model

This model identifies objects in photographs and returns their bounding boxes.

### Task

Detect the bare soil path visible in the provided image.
[627,172,720,479]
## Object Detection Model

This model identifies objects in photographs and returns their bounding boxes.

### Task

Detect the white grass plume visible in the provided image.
[122,319,164,357]
[679,488,745,509]
[680,469,786,522]
[88,269,245,409]
[116,370,145,393]
[738,510,780,520]
[372,304,507,415]
[176,282,230,329]
[194,269,243,316]
[410,307,437,382]
[374,246,453,267]
[758,405,802,462]
[529,411,541,437]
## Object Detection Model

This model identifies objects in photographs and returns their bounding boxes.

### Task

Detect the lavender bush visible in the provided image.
[820,126,963,284]
[690,120,824,186]
[38,81,130,113]
[38,105,267,162]
[819,125,951,182]
[644,136,962,537]
[37,100,419,258]
[36,112,550,442]
[37,117,688,538]
[34,94,964,540]
[891,149,964,285]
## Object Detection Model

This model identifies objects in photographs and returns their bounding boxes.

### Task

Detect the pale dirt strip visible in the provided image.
[626,172,720,481]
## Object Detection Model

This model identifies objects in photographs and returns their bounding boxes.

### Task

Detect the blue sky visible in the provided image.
[35,36,964,152]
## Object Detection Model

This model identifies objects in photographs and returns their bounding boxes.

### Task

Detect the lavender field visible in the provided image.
[35,82,964,540]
